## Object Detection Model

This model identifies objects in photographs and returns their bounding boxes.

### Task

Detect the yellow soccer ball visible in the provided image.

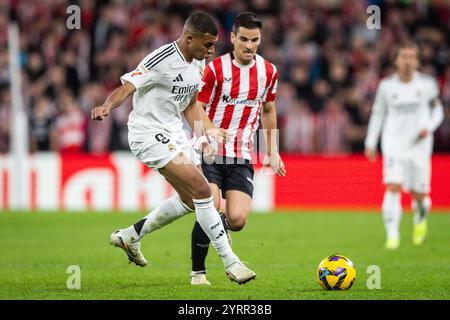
[317,254,356,290]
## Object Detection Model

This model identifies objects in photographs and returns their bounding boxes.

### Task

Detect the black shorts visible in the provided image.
[201,156,254,199]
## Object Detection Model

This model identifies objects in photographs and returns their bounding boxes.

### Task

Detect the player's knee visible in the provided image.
[227,215,247,231]
[179,195,194,210]
[412,192,427,202]
[386,184,401,193]
[191,179,212,199]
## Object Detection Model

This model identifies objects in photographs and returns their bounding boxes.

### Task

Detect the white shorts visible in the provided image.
[128,129,200,170]
[383,156,431,193]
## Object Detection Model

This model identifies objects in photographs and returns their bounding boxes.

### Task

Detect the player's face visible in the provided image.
[189,33,218,61]
[231,27,261,64]
[395,48,419,75]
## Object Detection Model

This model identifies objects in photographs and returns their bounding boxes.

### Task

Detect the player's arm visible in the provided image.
[428,98,445,132]
[91,51,164,121]
[183,97,226,143]
[184,62,227,144]
[261,100,286,176]
[91,81,136,121]
[418,98,445,140]
[418,79,445,140]
[364,81,387,161]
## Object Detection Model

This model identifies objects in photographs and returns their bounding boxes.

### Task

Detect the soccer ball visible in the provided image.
[317,254,356,290]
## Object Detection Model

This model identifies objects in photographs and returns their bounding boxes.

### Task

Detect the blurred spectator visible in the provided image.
[0,88,11,153]
[29,95,55,152]
[51,90,87,153]
[435,107,450,152]
[282,99,317,154]
[309,78,332,113]
[317,98,350,155]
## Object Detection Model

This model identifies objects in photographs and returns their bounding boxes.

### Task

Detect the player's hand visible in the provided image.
[206,127,228,144]
[417,129,429,140]
[365,148,377,162]
[263,152,286,176]
[201,142,215,165]
[91,105,111,121]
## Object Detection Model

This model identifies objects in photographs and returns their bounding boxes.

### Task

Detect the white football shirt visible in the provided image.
[365,71,444,158]
[120,42,205,135]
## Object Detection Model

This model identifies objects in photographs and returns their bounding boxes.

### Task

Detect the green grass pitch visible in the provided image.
[0,210,449,300]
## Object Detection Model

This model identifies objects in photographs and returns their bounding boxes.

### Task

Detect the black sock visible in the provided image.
[133,218,146,236]
[191,221,211,272]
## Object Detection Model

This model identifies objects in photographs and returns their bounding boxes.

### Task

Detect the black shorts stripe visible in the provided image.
[143,45,175,68]
[146,49,175,69]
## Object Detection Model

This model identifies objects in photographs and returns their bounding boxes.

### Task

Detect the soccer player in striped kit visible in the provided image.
[365,42,444,250]
[91,12,256,284]
[190,12,286,285]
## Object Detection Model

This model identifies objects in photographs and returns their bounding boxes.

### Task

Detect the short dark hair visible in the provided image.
[393,40,420,60]
[232,12,262,33]
[184,12,218,36]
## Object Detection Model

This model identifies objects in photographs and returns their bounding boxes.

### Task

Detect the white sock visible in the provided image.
[412,196,431,224]
[193,196,239,268]
[382,191,402,239]
[129,195,193,239]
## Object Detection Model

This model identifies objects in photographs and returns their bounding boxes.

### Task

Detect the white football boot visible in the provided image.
[190,271,211,285]
[225,261,256,285]
[110,229,148,267]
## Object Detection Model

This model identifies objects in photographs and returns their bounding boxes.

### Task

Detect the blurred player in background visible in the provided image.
[189,12,286,285]
[365,42,444,250]
[91,12,256,284]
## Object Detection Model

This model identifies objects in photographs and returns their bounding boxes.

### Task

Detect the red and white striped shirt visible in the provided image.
[198,53,278,160]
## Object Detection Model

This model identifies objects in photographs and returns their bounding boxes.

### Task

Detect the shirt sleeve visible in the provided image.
[365,81,387,150]
[264,66,278,103]
[425,78,444,132]
[428,77,440,101]
[120,53,164,89]
[197,63,217,104]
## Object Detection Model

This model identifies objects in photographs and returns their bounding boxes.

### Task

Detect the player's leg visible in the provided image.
[131,152,199,240]
[383,184,402,249]
[223,190,252,231]
[382,156,404,249]
[410,158,431,245]
[190,192,252,285]
[190,159,224,285]
[411,192,430,245]
[190,183,221,285]
[222,161,254,232]
[110,172,194,267]
[190,160,254,284]
[111,132,196,267]
[161,154,255,283]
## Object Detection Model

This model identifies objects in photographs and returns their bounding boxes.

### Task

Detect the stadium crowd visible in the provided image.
[0,0,449,154]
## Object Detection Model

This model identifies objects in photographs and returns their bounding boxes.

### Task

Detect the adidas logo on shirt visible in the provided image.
[173,73,184,82]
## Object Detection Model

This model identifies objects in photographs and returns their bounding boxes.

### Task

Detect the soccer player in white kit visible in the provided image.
[365,42,444,249]
[91,12,256,284]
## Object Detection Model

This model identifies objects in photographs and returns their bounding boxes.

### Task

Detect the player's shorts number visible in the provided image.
[155,133,170,144]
